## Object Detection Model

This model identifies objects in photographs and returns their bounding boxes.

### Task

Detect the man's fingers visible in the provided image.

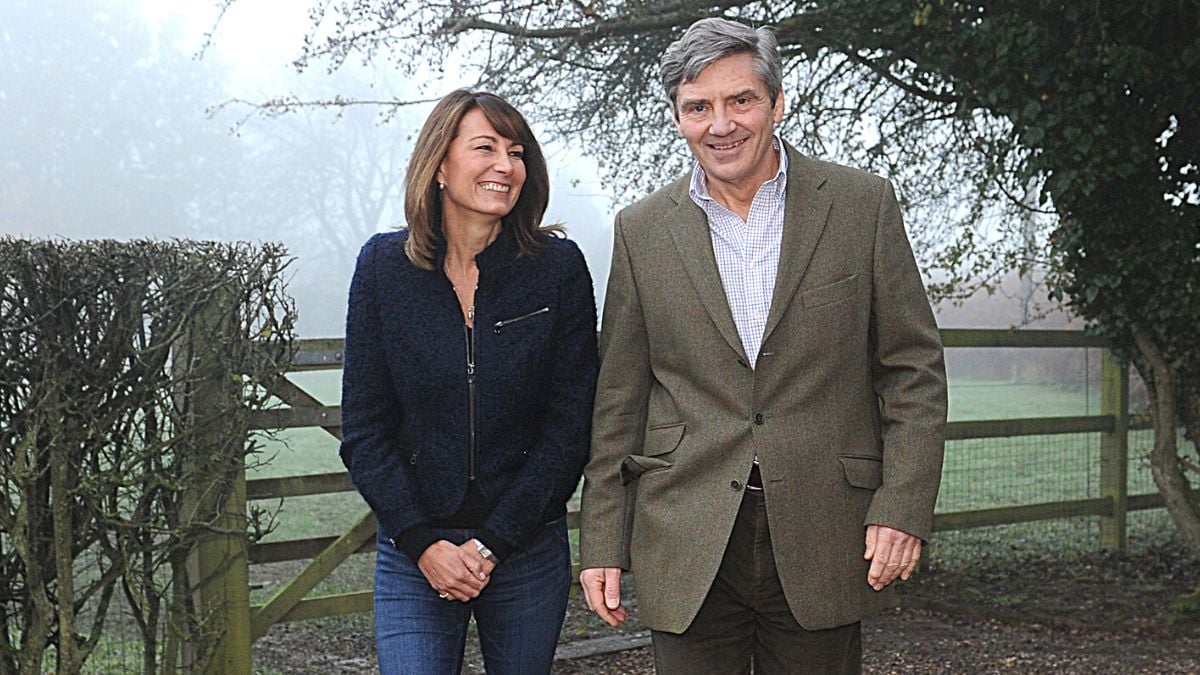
[865,526,924,590]
[604,568,622,610]
[863,524,877,560]
[900,540,922,580]
[580,568,626,627]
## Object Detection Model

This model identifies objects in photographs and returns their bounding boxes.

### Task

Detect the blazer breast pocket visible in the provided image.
[801,274,859,310]
[620,422,684,485]
[838,454,883,490]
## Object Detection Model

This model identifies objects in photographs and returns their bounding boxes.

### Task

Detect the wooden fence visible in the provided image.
[200,328,1171,672]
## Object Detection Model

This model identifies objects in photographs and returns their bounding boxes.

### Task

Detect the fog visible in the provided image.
[0,0,615,337]
[2,0,1074,364]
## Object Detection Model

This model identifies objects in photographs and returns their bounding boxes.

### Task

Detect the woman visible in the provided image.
[339,89,599,674]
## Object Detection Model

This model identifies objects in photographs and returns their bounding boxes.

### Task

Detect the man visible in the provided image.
[578,17,947,674]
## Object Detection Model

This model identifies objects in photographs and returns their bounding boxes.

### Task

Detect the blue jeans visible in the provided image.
[374,518,570,675]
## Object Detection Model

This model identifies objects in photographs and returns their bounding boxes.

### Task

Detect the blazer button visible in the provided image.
[731,480,742,491]
[754,413,764,425]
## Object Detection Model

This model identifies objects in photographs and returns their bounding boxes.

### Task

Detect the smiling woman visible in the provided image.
[437,109,527,227]
[338,88,599,675]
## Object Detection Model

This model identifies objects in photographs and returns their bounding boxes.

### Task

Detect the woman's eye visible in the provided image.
[509,150,524,159]
[476,144,492,152]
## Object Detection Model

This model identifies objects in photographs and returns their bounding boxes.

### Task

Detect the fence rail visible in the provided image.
[208,328,1180,671]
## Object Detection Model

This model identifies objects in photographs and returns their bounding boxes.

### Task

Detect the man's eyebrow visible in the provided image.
[727,89,759,100]
[678,95,710,108]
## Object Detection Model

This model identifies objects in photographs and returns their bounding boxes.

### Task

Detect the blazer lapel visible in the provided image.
[762,145,833,343]
[664,180,748,361]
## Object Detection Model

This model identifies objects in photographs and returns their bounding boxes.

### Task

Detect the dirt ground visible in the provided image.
[253,534,1200,674]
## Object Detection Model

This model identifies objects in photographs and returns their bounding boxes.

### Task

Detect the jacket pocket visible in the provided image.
[643,422,684,456]
[802,274,859,310]
[620,455,671,485]
[619,422,684,485]
[838,454,882,490]
[493,306,550,334]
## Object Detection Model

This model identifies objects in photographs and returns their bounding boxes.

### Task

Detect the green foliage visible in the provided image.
[853,2,1200,393]
[0,239,295,674]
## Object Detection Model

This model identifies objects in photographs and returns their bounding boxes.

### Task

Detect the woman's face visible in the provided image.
[437,108,526,225]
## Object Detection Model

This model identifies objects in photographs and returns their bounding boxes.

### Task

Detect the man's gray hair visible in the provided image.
[660,17,783,117]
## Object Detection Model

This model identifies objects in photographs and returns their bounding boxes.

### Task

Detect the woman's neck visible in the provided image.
[443,217,502,276]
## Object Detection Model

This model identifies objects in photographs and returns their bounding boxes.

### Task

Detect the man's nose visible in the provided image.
[709,106,735,136]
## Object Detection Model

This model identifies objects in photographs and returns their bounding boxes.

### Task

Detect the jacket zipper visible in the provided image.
[465,322,477,481]
[493,306,549,334]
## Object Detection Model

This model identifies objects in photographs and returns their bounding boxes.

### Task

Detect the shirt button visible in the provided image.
[754,413,765,425]
[731,480,742,491]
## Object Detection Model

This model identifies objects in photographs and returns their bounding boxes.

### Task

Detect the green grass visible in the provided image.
[947,380,1101,420]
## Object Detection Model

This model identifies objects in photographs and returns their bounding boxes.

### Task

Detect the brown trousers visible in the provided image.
[650,490,862,674]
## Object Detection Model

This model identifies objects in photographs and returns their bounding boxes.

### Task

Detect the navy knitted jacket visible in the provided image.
[339,227,598,561]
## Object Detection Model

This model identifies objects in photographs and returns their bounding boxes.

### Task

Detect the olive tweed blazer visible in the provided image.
[579,143,947,632]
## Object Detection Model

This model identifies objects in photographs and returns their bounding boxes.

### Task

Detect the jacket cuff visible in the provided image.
[394,525,440,563]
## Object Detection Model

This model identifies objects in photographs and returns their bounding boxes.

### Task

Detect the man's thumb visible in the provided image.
[604,570,621,609]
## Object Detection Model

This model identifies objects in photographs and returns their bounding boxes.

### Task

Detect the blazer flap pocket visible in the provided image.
[621,455,672,485]
[802,274,859,309]
[838,455,882,490]
[643,422,685,456]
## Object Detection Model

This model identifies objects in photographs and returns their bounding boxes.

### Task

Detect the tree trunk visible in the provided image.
[1132,331,1200,560]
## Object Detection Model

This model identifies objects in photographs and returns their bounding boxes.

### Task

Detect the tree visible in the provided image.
[263,1,1200,559]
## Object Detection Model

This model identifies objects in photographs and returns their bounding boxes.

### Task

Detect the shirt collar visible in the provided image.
[689,134,788,204]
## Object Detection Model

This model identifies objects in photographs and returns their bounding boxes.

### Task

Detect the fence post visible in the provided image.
[179,290,254,674]
[1099,347,1130,552]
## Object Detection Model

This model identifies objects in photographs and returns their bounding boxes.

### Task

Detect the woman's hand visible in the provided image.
[418,540,491,601]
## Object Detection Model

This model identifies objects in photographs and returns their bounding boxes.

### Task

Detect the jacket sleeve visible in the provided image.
[864,180,948,541]
[475,240,599,560]
[339,235,429,544]
[578,214,653,571]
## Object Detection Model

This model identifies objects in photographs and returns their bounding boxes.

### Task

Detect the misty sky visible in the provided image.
[0,0,1064,340]
[0,0,616,336]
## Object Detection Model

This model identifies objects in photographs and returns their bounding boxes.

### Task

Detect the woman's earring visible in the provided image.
[438,181,445,191]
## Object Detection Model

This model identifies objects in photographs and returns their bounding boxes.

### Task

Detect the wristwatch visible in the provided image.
[473,538,498,564]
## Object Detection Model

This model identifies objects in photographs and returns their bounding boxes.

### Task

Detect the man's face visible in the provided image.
[674,53,784,196]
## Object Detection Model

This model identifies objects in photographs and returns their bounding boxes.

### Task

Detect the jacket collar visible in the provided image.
[432,223,520,296]
[664,141,833,360]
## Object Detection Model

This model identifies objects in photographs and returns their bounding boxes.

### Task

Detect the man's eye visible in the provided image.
[736,97,750,106]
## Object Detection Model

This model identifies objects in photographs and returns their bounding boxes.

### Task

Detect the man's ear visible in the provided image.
[772,91,785,123]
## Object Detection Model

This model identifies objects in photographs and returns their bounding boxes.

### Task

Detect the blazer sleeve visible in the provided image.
[864,180,948,541]
[475,240,599,560]
[579,213,653,570]
[339,236,428,543]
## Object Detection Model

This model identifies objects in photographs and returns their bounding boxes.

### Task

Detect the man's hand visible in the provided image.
[580,567,627,627]
[864,525,922,591]
[418,540,490,602]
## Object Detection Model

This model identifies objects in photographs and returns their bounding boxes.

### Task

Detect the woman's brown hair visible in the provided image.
[403,89,559,269]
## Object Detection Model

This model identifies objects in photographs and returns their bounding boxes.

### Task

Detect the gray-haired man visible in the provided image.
[578,17,947,673]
